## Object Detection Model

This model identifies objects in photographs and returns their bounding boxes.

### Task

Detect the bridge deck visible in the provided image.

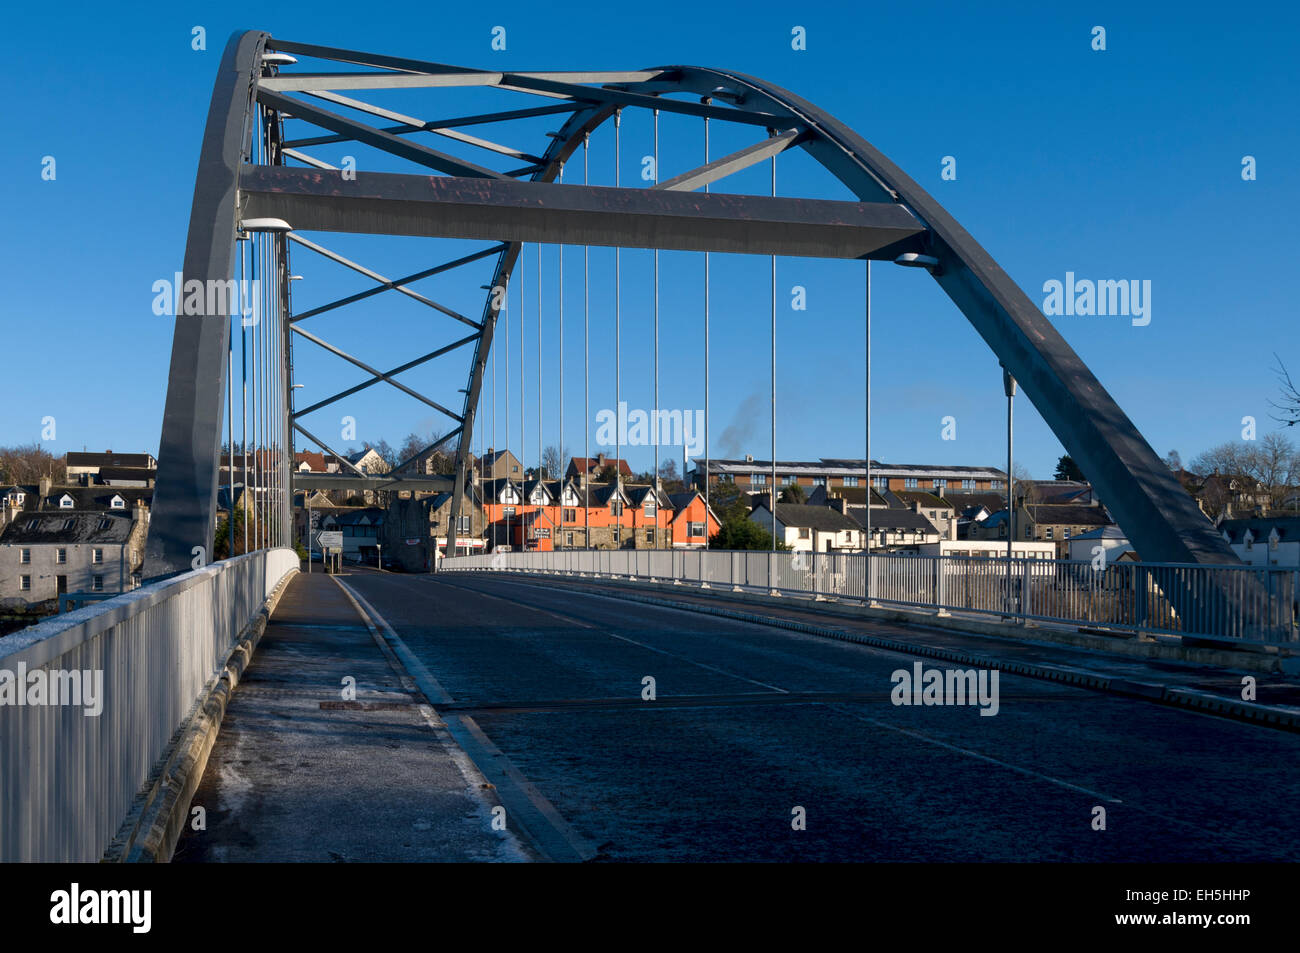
[175,566,1300,862]
[172,570,532,862]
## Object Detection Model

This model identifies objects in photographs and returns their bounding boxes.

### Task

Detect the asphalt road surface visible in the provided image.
[339,567,1300,862]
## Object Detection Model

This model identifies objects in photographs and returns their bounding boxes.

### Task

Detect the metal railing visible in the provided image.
[441,549,1300,645]
[0,547,298,862]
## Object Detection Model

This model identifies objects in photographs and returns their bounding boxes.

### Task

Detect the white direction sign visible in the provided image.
[317,531,343,549]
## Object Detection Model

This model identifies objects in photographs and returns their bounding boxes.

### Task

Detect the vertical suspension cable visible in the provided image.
[240,233,248,555]
[653,108,660,551]
[557,161,564,541]
[504,263,510,553]
[537,240,542,489]
[614,109,622,543]
[583,133,590,549]
[492,270,498,552]
[770,151,777,554]
[226,248,235,559]
[865,260,872,586]
[249,220,259,549]
[703,115,710,551]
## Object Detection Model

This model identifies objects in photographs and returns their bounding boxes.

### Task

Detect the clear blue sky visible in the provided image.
[3,0,1297,479]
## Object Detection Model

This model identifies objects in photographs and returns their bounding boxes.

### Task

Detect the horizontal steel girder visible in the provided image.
[293,473,455,492]
[237,166,928,259]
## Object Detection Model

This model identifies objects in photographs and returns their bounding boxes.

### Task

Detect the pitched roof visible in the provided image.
[852,508,940,533]
[0,511,136,544]
[1024,504,1111,527]
[892,490,953,510]
[65,452,155,470]
[757,503,861,532]
[568,456,633,476]
[1218,516,1300,543]
[43,487,152,510]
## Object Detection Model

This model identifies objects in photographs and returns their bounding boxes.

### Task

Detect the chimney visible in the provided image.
[911,500,920,513]
[597,452,606,467]
[40,475,51,497]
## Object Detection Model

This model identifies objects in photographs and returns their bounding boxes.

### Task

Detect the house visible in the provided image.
[1218,517,1300,567]
[883,490,958,540]
[293,489,334,548]
[1192,473,1270,520]
[0,504,149,605]
[65,451,157,485]
[696,457,1006,494]
[383,491,487,568]
[567,453,633,483]
[750,503,865,553]
[344,447,388,475]
[480,448,524,481]
[853,507,941,552]
[665,491,722,548]
[294,450,339,473]
[971,504,1114,557]
[918,539,1058,560]
[319,507,385,562]
[1066,526,1135,563]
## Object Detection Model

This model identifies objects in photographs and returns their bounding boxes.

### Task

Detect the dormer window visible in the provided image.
[59,494,74,509]
[110,495,126,509]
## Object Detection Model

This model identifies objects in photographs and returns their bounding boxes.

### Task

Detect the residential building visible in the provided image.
[1067,526,1135,563]
[65,451,157,485]
[695,457,1006,494]
[971,504,1114,558]
[567,453,633,483]
[0,503,149,605]
[1218,517,1300,567]
[750,503,865,553]
[664,491,722,549]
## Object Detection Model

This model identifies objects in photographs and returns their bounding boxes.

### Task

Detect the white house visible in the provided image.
[1067,526,1135,564]
[750,503,864,553]
[1218,517,1300,567]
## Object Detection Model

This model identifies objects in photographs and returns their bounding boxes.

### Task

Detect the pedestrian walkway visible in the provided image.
[172,570,532,862]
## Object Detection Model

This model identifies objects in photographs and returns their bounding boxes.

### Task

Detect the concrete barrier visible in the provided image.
[0,548,298,862]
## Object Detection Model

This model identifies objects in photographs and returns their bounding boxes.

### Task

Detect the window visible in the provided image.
[63,519,75,531]
[799,528,810,539]
[872,476,886,487]
[1025,526,1033,539]
[19,548,30,564]
[92,575,104,592]
[644,501,656,516]
[92,548,104,564]
[812,477,826,486]
[59,495,74,509]
[646,528,655,544]
[99,518,111,530]
[502,506,516,517]
[751,473,766,486]
[843,476,858,487]
[457,516,471,532]
[962,479,976,489]
[991,480,1004,490]
[20,575,31,592]
[933,479,947,490]
[563,508,576,523]
[689,521,705,537]
[782,474,796,485]
[56,548,67,564]
[904,478,919,488]
[110,496,125,510]
[566,532,574,545]
[1045,528,1054,539]
[611,500,624,516]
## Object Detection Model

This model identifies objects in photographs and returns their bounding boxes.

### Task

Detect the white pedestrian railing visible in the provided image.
[441,549,1300,645]
[0,547,298,862]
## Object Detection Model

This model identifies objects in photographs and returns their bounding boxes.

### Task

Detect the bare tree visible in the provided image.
[541,444,570,480]
[0,444,64,485]
[1269,354,1300,428]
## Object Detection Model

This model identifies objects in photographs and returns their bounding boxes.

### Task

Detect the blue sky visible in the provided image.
[3,0,1297,479]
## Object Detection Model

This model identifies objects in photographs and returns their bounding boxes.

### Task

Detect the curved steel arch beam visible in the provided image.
[455,63,1226,565]
[146,30,269,578]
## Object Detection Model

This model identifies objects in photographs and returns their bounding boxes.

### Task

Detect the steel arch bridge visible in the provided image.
[144,30,1234,577]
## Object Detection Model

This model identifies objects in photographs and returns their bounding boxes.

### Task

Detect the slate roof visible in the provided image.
[758,503,861,532]
[0,511,136,544]
[852,508,940,533]
[44,487,152,510]
[1024,504,1111,527]
[65,452,155,471]
[1218,517,1300,543]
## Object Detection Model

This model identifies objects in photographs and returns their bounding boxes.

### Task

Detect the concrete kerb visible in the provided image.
[471,569,1300,734]
[103,567,300,863]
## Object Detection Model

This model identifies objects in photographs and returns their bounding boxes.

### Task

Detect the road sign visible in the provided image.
[317,531,343,549]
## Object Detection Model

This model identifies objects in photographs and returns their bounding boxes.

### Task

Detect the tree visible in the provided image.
[1010,463,1036,507]
[595,463,618,483]
[213,506,246,560]
[1053,455,1084,481]
[1191,434,1300,514]
[1164,449,1183,472]
[372,439,398,470]
[0,444,64,485]
[779,483,806,504]
[707,480,753,524]
[541,445,570,480]
[657,458,684,492]
[1269,354,1300,428]
[710,516,778,551]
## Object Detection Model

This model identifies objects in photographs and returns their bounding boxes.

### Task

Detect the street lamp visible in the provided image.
[1003,366,1017,617]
